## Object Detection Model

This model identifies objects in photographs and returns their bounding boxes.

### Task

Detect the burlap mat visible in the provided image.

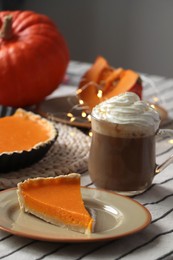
[0,123,91,189]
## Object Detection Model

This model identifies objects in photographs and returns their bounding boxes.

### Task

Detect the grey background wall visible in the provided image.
[1,0,173,78]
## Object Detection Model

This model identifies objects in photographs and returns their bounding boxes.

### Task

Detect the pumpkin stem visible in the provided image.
[0,15,13,40]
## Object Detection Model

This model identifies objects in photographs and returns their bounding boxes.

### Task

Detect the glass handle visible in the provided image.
[155,129,173,174]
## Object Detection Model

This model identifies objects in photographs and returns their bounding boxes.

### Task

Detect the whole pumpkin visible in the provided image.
[0,11,69,107]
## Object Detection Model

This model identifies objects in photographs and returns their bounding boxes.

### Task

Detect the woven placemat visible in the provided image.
[0,123,91,189]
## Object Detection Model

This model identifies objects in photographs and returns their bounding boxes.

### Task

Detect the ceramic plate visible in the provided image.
[36,95,91,129]
[0,187,151,242]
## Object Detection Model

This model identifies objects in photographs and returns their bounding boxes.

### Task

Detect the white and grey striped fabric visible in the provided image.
[0,61,173,260]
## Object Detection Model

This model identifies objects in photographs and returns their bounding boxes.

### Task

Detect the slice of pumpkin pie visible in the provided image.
[17,173,94,234]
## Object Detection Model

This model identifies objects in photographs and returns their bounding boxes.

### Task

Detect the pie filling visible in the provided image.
[0,108,56,153]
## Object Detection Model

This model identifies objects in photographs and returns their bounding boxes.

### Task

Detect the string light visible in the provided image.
[60,83,104,136]
[62,78,163,137]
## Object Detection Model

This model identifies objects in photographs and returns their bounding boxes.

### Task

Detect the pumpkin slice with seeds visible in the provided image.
[77,56,142,111]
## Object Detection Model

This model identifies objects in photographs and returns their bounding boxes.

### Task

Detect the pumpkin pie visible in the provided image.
[0,108,57,172]
[17,173,94,234]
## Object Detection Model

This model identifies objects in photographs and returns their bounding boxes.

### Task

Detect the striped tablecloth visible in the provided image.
[0,61,173,260]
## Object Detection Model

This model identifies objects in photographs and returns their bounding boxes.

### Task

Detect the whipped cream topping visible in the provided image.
[92,92,160,133]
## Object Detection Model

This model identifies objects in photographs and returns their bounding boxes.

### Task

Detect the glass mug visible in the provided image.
[88,93,173,196]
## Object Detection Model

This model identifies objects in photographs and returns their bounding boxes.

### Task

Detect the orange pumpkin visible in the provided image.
[78,56,142,111]
[0,11,69,107]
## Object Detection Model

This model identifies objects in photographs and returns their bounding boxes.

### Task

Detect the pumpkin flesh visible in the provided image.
[78,56,142,111]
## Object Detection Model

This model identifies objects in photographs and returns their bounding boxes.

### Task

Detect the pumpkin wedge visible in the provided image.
[77,56,142,111]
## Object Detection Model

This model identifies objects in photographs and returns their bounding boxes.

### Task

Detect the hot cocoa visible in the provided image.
[88,130,156,192]
[88,92,160,195]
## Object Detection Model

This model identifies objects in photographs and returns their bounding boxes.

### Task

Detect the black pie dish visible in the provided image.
[0,106,58,173]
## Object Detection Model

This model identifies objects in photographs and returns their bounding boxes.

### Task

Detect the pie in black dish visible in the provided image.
[0,106,58,173]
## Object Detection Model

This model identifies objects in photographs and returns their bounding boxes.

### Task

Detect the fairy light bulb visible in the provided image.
[152,96,159,103]
[81,111,87,118]
[150,104,156,109]
[87,114,91,122]
[67,113,73,118]
[76,89,82,95]
[79,99,84,105]
[89,131,92,137]
[97,89,103,98]
[70,117,75,122]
